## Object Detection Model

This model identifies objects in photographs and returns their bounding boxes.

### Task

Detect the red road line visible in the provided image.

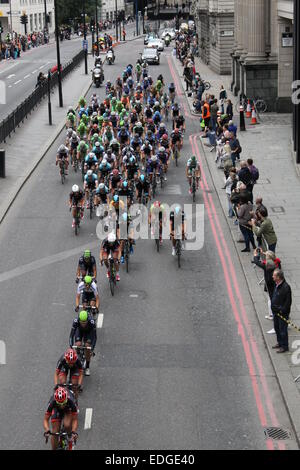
[193,134,286,450]
[190,134,276,450]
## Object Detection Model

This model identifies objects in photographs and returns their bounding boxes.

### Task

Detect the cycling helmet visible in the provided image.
[130,156,136,163]
[102,159,107,165]
[64,348,78,365]
[79,310,88,322]
[72,185,79,193]
[95,141,100,148]
[122,213,128,222]
[159,123,166,129]
[122,180,128,188]
[191,155,197,163]
[87,170,93,176]
[174,205,181,216]
[84,249,91,258]
[108,232,116,243]
[72,131,77,138]
[84,275,93,284]
[112,169,119,176]
[154,201,161,209]
[113,195,119,203]
[67,129,73,137]
[99,183,105,190]
[79,141,86,149]
[162,134,168,140]
[140,174,145,182]
[155,101,160,107]
[58,145,67,153]
[159,147,165,153]
[151,155,158,162]
[136,121,142,127]
[54,387,68,405]
[68,106,74,113]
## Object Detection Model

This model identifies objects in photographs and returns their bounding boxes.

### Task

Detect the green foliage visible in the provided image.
[56,0,97,25]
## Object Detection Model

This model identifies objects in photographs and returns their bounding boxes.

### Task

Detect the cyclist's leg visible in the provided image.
[63,411,73,437]
[58,372,67,385]
[50,414,61,450]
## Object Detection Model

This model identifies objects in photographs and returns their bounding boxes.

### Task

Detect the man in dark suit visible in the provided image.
[271,269,292,353]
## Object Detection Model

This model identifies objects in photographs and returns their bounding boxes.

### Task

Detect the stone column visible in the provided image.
[244,0,267,61]
[270,0,279,59]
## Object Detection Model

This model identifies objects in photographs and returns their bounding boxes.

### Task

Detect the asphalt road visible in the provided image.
[0,22,137,120]
[0,37,297,450]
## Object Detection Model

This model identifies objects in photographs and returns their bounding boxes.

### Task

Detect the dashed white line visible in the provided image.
[84,408,93,429]
[14,80,22,85]
[97,313,104,328]
[24,74,30,79]
[130,294,139,298]
[7,74,16,79]
[39,65,45,69]
[32,70,38,74]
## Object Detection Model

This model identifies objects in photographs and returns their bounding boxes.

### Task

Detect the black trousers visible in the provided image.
[274,313,289,350]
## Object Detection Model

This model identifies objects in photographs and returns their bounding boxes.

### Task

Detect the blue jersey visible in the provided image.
[84,173,98,184]
[99,162,112,173]
[85,155,98,165]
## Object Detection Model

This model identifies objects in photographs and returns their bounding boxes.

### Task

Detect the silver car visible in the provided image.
[141,48,160,65]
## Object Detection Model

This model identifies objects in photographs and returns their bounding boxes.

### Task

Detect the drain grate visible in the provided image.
[264,427,292,440]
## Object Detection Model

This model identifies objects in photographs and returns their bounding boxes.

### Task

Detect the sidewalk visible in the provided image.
[0,53,94,224]
[173,54,300,444]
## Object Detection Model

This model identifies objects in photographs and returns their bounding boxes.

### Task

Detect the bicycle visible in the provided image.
[175,238,182,268]
[191,169,196,203]
[59,160,66,185]
[235,95,267,118]
[108,254,118,296]
[71,205,81,236]
[44,430,77,451]
[173,145,180,167]
[123,239,130,273]
[88,190,95,220]
[152,172,157,199]
[72,345,94,371]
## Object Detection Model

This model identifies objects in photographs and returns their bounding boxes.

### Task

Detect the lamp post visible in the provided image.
[54,0,63,107]
[294,0,300,163]
[135,0,138,36]
[44,0,48,39]
[83,0,88,74]
[115,0,118,41]
[95,0,99,52]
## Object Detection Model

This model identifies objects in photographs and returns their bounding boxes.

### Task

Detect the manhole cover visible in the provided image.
[271,206,285,214]
[264,427,292,440]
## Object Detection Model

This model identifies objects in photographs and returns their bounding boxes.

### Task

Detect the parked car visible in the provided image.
[147,38,164,52]
[141,48,160,65]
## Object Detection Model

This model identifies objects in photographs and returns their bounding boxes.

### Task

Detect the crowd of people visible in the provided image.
[175,27,293,355]
[0,31,49,61]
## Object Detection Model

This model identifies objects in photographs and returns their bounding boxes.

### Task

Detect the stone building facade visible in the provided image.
[193,0,234,75]
[231,0,293,113]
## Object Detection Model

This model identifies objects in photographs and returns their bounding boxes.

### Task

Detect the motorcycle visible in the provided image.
[164,35,171,47]
[93,67,104,88]
[106,50,114,65]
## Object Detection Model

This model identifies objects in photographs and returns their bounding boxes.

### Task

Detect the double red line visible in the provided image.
[190,134,285,450]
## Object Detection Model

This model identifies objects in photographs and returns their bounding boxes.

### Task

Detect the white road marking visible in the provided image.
[8,85,12,88]
[0,241,100,284]
[32,70,38,74]
[52,302,66,306]
[14,80,22,85]
[84,408,93,429]
[130,294,139,298]
[7,74,16,79]
[0,62,19,75]
[39,65,45,69]
[163,184,182,195]
[24,74,30,79]
[97,313,104,328]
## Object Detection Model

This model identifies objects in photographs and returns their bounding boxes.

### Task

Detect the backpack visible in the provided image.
[250,165,259,183]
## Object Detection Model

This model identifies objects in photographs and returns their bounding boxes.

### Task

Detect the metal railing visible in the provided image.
[0,49,85,144]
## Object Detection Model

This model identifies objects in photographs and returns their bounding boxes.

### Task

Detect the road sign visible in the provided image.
[7,11,21,15]
[82,39,88,51]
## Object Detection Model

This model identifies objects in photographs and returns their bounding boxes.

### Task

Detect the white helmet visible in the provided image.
[87,170,93,176]
[108,232,116,243]
[72,131,77,138]
[102,159,107,165]
[72,184,79,193]
[151,155,158,162]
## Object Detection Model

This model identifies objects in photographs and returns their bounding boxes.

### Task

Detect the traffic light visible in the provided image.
[20,14,28,25]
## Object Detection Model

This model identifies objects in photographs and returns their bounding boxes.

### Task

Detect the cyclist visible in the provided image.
[43,387,78,451]
[56,145,69,175]
[170,128,183,158]
[186,155,201,194]
[69,185,84,229]
[109,168,122,195]
[98,158,112,184]
[118,180,133,207]
[69,310,97,377]
[161,92,170,120]
[146,154,161,184]
[119,212,135,263]
[141,140,153,168]
[84,170,98,208]
[95,182,110,218]
[100,232,122,281]
[156,122,168,142]
[175,113,186,136]
[75,275,100,313]
[157,146,169,181]
[170,205,187,256]
[168,82,176,103]
[118,126,130,148]
[77,141,89,168]
[171,102,180,129]
[125,155,139,186]
[69,131,80,166]
[160,133,170,154]
[148,201,166,245]
[135,61,142,82]
[66,111,76,130]
[76,250,97,283]
[136,174,151,204]
[84,151,98,174]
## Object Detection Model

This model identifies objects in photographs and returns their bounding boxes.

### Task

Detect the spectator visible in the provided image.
[229,133,240,167]
[224,169,238,218]
[226,99,233,120]
[219,85,227,114]
[202,98,211,128]
[250,207,277,253]
[210,99,219,131]
[238,160,253,199]
[228,120,237,136]
[237,194,256,252]
[247,158,260,185]
[252,249,281,315]
[271,269,292,353]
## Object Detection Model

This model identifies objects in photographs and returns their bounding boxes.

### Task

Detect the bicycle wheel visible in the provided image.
[255,99,267,114]
[109,274,115,296]
[61,166,65,185]
[204,81,211,90]
[156,238,160,252]
[89,195,93,220]
[176,241,181,268]
[75,219,79,236]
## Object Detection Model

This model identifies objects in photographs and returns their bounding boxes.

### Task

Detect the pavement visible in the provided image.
[0,36,298,450]
[172,53,300,445]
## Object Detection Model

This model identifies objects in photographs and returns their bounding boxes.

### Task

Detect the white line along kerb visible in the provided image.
[97,314,104,329]
[84,408,93,429]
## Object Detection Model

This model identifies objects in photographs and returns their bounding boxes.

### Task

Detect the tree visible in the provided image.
[56,0,96,25]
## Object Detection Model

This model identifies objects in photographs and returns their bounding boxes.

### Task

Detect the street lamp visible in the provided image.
[44,0,48,39]
[54,0,63,107]
[115,0,118,41]
[95,0,99,52]
[83,0,88,75]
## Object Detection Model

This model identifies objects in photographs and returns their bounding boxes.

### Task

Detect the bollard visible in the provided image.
[239,105,246,132]
[0,149,5,178]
